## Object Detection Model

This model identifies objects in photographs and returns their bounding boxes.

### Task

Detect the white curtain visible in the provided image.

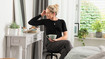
[48,0,76,46]
[15,0,23,27]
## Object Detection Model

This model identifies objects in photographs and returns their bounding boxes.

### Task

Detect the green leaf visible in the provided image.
[9,22,20,29]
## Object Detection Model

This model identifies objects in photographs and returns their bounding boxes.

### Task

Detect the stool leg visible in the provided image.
[53,54,58,59]
[51,53,53,59]
[46,54,50,59]
[46,54,54,59]
[46,53,59,59]
[55,55,58,59]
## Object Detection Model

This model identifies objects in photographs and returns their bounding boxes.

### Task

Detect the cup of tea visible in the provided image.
[46,34,57,40]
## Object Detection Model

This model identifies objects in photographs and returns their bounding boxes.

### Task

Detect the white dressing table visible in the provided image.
[5,31,44,59]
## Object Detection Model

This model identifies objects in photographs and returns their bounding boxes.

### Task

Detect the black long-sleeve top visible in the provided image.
[28,15,67,38]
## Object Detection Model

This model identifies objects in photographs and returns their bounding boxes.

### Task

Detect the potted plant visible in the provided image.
[91,20,105,38]
[9,22,20,35]
[78,28,89,46]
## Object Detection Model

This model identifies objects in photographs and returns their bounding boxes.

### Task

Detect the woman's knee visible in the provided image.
[64,40,73,50]
[63,40,70,45]
[65,40,70,43]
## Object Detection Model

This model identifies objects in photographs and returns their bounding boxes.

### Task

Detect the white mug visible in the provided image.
[46,34,57,40]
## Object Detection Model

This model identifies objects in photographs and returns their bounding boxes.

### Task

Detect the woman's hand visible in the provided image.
[48,38,58,42]
[48,38,54,42]
[41,10,46,16]
[53,39,58,41]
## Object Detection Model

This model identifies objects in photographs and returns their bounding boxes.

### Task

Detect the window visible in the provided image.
[78,0,105,32]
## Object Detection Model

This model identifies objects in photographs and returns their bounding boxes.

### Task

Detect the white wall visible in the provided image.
[0,0,13,57]
[49,0,76,46]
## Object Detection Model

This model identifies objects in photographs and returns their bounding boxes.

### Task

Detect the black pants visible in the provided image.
[46,40,73,59]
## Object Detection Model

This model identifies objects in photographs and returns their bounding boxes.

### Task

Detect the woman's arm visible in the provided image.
[53,20,68,41]
[28,10,46,26]
[53,31,68,41]
[28,15,45,26]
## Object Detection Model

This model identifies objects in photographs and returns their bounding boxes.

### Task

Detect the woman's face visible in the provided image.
[45,8,55,19]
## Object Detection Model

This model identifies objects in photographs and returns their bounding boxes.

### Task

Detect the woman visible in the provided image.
[28,4,73,59]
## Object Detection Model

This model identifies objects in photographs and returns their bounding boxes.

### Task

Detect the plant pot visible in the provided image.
[9,29,19,35]
[96,32,102,38]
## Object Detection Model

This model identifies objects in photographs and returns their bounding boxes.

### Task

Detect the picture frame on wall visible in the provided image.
[74,23,79,37]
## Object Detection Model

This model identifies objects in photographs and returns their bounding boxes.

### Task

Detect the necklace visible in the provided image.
[54,23,55,25]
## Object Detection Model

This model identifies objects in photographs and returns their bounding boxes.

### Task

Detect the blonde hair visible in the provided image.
[47,4,59,15]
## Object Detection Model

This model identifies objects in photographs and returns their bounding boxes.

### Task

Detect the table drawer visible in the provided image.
[26,36,33,45]
[37,32,42,39]
[11,37,22,46]
[34,32,42,41]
